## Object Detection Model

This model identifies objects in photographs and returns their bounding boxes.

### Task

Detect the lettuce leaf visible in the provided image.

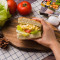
[22,32,29,37]
[0,0,8,11]
[0,0,11,27]
[17,25,23,31]
[0,5,7,20]
[16,25,29,37]
[30,30,41,34]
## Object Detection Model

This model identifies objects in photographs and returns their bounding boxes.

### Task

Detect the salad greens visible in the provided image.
[17,25,29,37]
[30,30,40,34]
[17,25,23,31]
[22,32,29,37]
[0,0,11,27]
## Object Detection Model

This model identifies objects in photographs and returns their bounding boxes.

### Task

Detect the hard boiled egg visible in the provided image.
[58,15,60,22]
[48,16,59,26]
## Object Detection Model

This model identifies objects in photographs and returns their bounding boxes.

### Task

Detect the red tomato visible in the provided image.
[25,30,31,33]
[7,0,17,14]
[17,1,32,15]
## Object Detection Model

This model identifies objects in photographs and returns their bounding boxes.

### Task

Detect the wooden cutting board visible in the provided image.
[2,18,60,51]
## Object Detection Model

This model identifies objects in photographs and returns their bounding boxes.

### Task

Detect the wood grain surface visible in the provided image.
[2,18,60,51]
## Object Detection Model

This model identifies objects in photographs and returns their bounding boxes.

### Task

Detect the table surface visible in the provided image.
[0,0,58,60]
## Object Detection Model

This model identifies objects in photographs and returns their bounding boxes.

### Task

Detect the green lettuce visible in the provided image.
[17,25,23,31]
[22,32,29,37]
[17,25,29,37]
[0,0,11,27]
[30,30,41,34]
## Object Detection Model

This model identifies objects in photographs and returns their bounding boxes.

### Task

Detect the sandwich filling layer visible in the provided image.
[16,24,41,37]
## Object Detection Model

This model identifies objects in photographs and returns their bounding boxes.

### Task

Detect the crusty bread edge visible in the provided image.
[18,17,41,23]
[18,17,42,27]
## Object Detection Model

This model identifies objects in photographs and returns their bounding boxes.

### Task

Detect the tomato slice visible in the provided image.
[25,30,31,33]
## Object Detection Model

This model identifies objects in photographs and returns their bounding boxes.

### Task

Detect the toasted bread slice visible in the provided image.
[18,17,41,27]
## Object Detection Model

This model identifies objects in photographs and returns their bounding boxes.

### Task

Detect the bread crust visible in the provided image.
[18,17,41,27]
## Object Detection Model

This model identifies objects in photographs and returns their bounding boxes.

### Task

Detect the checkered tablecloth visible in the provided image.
[0,0,52,60]
[0,46,52,60]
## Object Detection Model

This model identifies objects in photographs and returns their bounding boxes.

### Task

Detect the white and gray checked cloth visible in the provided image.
[0,0,52,60]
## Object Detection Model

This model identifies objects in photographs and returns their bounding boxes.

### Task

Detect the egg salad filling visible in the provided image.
[16,24,41,37]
